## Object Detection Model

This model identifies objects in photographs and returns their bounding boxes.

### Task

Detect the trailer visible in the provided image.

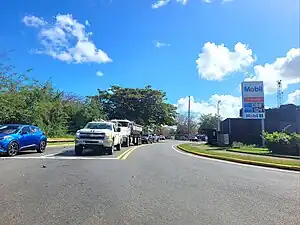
[110,119,143,147]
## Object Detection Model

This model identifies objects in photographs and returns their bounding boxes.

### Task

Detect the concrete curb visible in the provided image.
[177,145,300,172]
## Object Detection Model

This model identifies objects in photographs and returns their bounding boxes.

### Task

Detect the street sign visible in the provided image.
[241,81,265,119]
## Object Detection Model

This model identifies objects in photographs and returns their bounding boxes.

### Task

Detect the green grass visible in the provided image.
[228,147,270,154]
[178,143,300,168]
[47,141,74,146]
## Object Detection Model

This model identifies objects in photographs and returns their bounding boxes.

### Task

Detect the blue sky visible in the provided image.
[1,0,299,118]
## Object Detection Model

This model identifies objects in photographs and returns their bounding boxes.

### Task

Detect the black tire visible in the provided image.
[107,146,114,155]
[116,142,121,151]
[75,145,83,156]
[6,141,19,157]
[37,140,47,153]
[123,138,130,147]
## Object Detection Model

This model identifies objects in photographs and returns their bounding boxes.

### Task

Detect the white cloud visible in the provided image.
[152,0,231,8]
[85,20,90,26]
[23,14,112,64]
[96,71,104,77]
[246,48,300,94]
[176,94,241,119]
[286,90,300,105]
[204,0,233,3]
[22,15,47,28]
[155,40,171,48]
[176,0,188,4]
[152,0,170,9]
[196,42,255,81]
[152,0,188,9]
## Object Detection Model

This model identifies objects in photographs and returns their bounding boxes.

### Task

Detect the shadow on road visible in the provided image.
[53,149,111,157]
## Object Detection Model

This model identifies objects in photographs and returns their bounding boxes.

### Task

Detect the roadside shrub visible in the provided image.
[232,141,256,149]
[232,142,244,148]
[264,132,300,156]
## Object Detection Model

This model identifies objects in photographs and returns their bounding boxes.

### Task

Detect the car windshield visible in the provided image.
[84,123,112,130]
[118,122,129,127]
[0,125,21,135]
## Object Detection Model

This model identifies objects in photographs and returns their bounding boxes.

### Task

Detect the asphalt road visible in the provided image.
[0,141,299,225]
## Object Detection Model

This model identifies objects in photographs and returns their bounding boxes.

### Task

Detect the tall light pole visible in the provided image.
[188,96,191,138]
[217,100,221,132]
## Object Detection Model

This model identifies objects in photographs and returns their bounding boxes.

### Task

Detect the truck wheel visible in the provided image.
[126,138,130,147]
[134,138,139,146]
[116,142,122,151]
[107,146,114,155]
[75,146,83,156]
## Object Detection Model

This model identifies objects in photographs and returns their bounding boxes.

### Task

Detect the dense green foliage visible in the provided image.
[1,59,177,137]
[264,132,300,156]
[0,70,106,137]
[98,85,177,126]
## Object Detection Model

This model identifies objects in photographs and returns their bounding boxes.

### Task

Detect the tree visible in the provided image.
[161,125,176,137]
[0,55,107,137]
[98,85,177,126]
[198,113,220,131]
[176,114,198,136]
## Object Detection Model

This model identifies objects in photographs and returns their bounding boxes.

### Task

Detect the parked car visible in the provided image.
[0,124,47,157]
[153,134,160,143]
[160,135,166,140]
[142,134,154,144]
[199,135,207,141]
[190,135,199,142]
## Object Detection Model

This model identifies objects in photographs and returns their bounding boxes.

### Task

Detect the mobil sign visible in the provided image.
[242,81,264,97]
[241,81,265,119]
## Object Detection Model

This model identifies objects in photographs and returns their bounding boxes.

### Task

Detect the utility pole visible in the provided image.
[188,96,191,138]
[217,100,221,132]
[277,80,283,108]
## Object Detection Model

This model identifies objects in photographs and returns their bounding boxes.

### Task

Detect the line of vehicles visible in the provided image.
[75,119,165,156]
[0,119,165,157]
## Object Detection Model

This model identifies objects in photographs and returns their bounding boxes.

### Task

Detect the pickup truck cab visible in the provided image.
[75,121,122,156]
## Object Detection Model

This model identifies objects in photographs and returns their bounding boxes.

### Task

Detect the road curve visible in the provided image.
[0,141,299,225]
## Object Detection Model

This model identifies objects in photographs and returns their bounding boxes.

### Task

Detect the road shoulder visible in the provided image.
[176,143,300,172]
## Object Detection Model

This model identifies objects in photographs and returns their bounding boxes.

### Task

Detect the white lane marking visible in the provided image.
[172,145,300,174]
[0,155,117,160]
[42,152,61,157]
[1,156,46,159]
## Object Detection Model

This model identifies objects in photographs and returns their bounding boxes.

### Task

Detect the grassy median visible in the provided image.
[227,147,270,155]
[47,142,74,146]
[47,138,75,146]
[178,143,300,170]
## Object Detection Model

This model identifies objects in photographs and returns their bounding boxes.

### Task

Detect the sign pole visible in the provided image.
[261,119,265,147]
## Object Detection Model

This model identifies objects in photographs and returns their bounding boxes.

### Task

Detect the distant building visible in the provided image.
[220,118,262,145]
[222,104,300,145]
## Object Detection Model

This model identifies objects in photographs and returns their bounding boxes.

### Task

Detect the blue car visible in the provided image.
[0,124,47,156]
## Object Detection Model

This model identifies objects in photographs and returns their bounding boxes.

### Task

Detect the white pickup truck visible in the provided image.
[75,121,123,156]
